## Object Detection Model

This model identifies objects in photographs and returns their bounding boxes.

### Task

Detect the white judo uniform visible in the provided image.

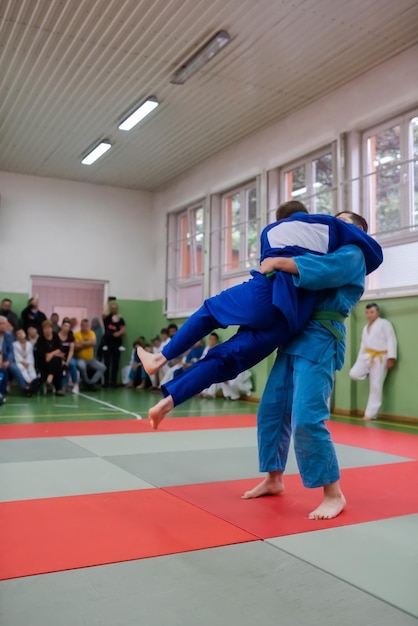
[13,340,38,384]
[349,317,397,419]
[202,370,253,400]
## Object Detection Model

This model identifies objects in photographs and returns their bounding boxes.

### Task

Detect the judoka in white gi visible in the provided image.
[13,328,38,384]
[349,303,397,420]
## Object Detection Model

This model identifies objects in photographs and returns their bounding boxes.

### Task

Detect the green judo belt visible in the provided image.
[265,272,346,340]
[311,310,346,341]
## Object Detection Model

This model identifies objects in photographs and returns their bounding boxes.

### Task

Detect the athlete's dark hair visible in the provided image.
[275,201,308,221]
[365,302,379,310]
[335,211,368,233]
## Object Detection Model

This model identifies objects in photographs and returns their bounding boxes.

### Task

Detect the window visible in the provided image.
[178,207,204,280]
[363,110,418,238]
[210,182,258,292]
[222,185,258,274]
[166,203,204,316]
[281,146,337,216]
[411,116,418,227]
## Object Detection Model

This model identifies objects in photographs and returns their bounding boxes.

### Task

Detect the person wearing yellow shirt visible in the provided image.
[74,318,106,391]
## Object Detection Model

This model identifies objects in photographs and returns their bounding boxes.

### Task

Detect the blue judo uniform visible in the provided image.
[162,214,383,407]
[257,244,366,488]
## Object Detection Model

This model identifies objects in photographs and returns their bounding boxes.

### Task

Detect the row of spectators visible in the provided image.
[0,297,126,402]
[0,297,252,404]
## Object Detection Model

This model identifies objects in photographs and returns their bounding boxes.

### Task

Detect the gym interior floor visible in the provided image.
[0,388,417,625]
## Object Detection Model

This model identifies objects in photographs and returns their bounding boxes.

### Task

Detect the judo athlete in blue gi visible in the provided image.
[139,205,382,429]
[242,213,372,519]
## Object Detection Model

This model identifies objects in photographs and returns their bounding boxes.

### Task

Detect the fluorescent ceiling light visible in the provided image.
[170,30,231,85]
[118,97,159,131]
[81,140,112,165]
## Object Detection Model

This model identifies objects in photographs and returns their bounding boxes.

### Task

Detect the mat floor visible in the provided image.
[0,388,417,625]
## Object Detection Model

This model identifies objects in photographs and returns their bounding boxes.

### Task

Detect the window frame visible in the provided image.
[165,201,205,317]
[278,143,338,217]
[361,107,418,245]
[219,181,259,281]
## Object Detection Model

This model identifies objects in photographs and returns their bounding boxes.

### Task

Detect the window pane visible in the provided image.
[285,165,307,202]
[313,153,334,215]
[368,125,401,233]
[246,187,258,268]
[412,117,418,227]
[224,193,241,271]
[179,214,191,279]
[192,207,204,274]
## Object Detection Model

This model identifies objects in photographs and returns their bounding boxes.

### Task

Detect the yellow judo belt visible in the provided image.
[364,348,388,363]
[311,310,346,341]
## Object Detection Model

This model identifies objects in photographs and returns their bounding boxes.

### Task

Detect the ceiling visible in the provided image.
[1,0,417,191]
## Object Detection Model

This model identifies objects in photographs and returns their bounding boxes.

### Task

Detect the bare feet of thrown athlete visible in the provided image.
[137,346,166,376]
[148,395,174,430]
[308,481,346,520]
[241,471,284,499]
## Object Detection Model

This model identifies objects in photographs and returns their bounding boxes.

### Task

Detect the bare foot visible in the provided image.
[137,347,166,376]
[308,494,346,520]
[148,395,174,429]
[362,415,376,421]
[241,474,284,499]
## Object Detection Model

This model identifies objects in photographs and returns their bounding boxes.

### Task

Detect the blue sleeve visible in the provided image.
[293,245,366,290]
[3,334,15,362]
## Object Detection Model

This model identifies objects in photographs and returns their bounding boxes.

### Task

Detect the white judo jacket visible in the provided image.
[356,317,397,362]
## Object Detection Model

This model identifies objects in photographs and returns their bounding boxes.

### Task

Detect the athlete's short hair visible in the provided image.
[275,201,308,221]
[335,211,368,233]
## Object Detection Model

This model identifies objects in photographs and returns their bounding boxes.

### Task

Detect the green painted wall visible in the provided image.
[174,295,418,420]
[333,295,418,420]
[0,292,29,321]
[116,299,168,368]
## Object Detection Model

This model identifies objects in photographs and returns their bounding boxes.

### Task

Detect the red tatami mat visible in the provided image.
[328,421,418,459]
[0,489,256,580]
[166,461,418,540]
[0,414,256,440]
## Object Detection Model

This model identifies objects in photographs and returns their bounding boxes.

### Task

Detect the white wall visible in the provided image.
[0,172,152,299]
[151,45,418,299]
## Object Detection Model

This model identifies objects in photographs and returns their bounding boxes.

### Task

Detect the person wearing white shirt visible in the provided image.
[13,328,39,385]
[349,303,397,420]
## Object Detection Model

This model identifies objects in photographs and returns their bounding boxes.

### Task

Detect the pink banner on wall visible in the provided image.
[31,277,106,325]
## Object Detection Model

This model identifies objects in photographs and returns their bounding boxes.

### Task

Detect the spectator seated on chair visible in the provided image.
[74,318,106,391]
[0,316,32,398]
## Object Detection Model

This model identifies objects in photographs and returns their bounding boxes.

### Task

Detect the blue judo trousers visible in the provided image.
[257,348,339,488]
[257,244,368,488]
[162,272,316,405]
